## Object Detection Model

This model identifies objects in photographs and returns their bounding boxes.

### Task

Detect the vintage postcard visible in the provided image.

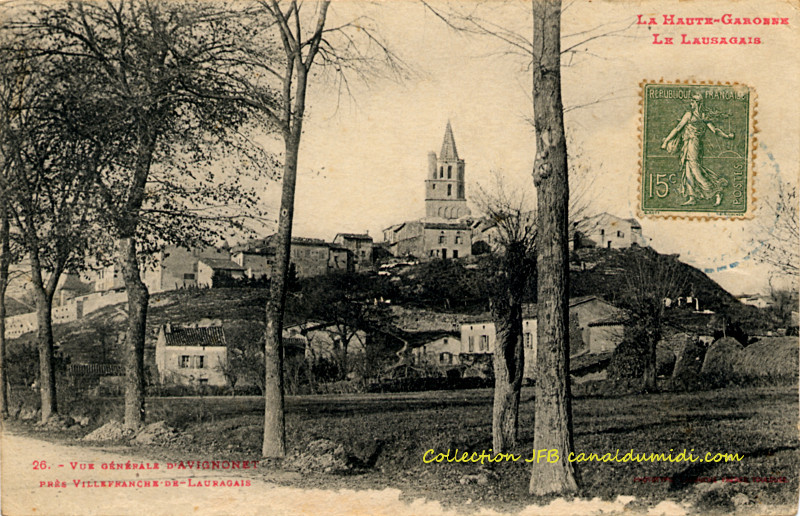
[1,0,798,515]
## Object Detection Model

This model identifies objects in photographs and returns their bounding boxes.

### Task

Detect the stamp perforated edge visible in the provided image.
[637,79,757,221]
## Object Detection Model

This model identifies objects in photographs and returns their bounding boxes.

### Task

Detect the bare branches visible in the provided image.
[755,182,799,281]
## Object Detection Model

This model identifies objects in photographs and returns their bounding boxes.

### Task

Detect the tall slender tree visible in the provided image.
[0,47,107,422]
[185,0,405,457]
[10,0,272,429]
[528,0,578,496]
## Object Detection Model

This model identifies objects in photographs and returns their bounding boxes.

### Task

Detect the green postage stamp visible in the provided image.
[640,81,755,218]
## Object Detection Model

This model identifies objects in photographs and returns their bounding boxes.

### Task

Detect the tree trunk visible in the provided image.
[642,327,659,392]
[262,129,302,458]
[28,251,58,422]
[0,203,10,418]
[492,301,524,452]
[491,243,527,452]
[529,0,578,496]
[118,236,148,430]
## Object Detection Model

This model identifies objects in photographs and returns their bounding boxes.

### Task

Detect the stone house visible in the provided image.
[90,245,230,293]
[143,246,230,293]
[576,213,648,250]
[196,258,246,288]
[333,233,374,272]
[154,322,228,387]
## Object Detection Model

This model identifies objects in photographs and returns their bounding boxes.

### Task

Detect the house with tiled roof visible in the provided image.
[155,322,228,386]
[333,233,374,272]
[197,258,246,288]
[575,213,649,250]
[460,296,625,379]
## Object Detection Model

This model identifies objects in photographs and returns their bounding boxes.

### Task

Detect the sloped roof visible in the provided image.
[440,121,459,161]
[336,233,372,241]
[198,258,245,271]
[162,325,226,347]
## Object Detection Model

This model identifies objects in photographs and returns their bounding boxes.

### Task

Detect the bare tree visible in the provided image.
[9,0,272,429]
[615,248,689,391]
[0,49,106,422]
[188,0,405,457]
[475,176,535,452]
[527,0,579,495]
[756,183,799,281]
[0,190,11,418]
[421,1,631,494]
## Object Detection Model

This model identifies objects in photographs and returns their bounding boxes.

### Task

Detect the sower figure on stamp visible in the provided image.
[661,92,735,206]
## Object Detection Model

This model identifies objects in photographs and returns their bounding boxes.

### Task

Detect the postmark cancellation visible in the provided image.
[639,81,756,219]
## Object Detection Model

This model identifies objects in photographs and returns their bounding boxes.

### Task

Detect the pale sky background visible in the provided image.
[253,0,799,296]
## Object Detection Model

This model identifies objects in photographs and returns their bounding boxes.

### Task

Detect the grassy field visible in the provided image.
[5,386,799,512]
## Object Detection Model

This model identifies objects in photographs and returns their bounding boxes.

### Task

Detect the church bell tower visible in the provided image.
[425,121,470,220]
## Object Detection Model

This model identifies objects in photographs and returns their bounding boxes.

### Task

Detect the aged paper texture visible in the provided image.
[1,0,798,515]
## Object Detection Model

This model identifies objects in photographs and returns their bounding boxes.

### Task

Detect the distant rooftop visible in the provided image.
[161,325,226,347]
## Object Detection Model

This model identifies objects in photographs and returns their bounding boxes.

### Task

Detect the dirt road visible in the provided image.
[1,431,704,516]
[0,431,459,516]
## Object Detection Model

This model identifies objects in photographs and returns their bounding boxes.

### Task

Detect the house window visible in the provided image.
[430,250,434,257]
[524,333,533,347]
[617,231,624,237]
[455,234,462,244]
[432,184,436,190]
[183,273,195,280]
[198,379,208,386]
[438,233,446,244]
[453,250,458,258]
[194,356,204,369]
[439,166,444,178]
[440,352,451,364]
[447,165,452,179]
[447,184,452,196]
[480,335,489,351]
[468,336,474,352]
[600,229,605,236]
[180,356,191,368]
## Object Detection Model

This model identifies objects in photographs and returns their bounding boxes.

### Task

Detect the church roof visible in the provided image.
[440,121,459,161]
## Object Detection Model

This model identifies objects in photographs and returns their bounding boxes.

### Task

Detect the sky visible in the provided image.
[247,0,799,297]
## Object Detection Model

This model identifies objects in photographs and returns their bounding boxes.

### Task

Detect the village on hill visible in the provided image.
[4,123,795,396]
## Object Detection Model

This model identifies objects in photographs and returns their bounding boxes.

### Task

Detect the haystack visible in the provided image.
[733,337,799,383]
[701,337,744,381]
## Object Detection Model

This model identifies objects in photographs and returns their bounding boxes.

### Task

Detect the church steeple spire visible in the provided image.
[425,121,470,220]
[440,120,459,161]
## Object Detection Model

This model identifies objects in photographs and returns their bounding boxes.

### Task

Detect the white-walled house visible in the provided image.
[143,246,230,293]
[460,318,539,378]
[155,323,228,387]
[460,297,625,379]
[577,213,648,250]
[411,333,462,367]
[196,258,246,288]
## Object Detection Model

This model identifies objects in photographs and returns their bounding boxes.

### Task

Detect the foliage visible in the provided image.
[293,272,395,380]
